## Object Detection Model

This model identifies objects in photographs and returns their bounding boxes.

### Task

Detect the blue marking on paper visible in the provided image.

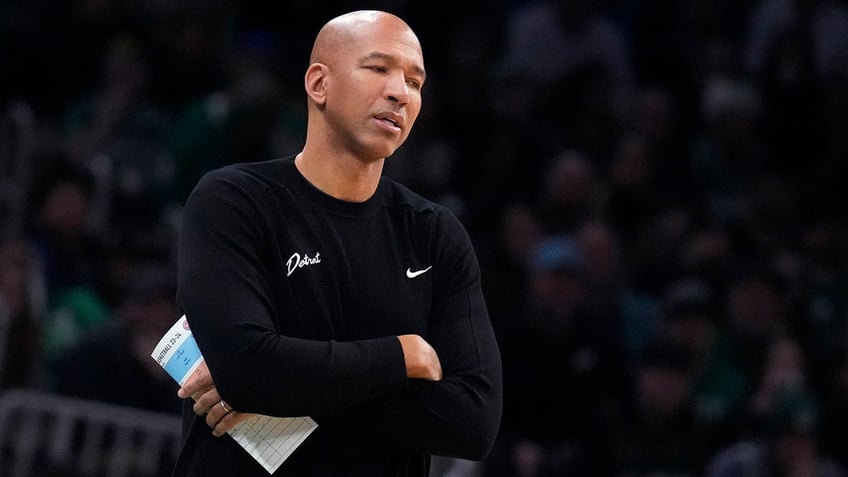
[163,333,202,384]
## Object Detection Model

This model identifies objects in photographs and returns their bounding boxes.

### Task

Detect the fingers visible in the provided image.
[195,390,238,434]
[212,411,252,437]
[174,359,243,437]
[178,360,214,399]
[192,387,223,416]
[204,398,233,430]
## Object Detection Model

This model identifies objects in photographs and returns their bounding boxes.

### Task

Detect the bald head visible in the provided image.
[299,9,426,171]
[310,10,422,67]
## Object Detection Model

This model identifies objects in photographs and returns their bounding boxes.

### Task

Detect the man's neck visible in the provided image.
[294,149,385,203]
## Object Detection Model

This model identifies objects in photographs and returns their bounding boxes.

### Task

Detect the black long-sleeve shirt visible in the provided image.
[172,157,503,476]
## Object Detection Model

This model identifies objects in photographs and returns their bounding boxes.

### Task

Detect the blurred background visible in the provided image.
[1,0,847,476]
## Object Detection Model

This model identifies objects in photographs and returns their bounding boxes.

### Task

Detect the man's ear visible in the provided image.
[305,63,328,106]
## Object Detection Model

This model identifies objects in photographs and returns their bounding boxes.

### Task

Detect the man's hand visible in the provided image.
[177,360,251,436]
[397,334,442,381]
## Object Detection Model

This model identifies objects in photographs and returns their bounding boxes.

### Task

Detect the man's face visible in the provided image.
[323,21,426,161]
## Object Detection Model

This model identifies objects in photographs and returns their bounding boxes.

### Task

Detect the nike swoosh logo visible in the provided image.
[406,266,432,278]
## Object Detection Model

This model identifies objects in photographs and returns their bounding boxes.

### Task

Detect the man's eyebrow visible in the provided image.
[361,51,426,80]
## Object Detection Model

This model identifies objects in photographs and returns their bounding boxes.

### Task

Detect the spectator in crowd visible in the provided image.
[659,277,749,453]
[167,28,293,205]
[62,33,176,244]
[489,235,627,476]
[536,149,602,235]
[23,157,112,386]
[52,264,181,414]
[705,388,847,477]
[0,235,45,389]
[498,0,633,120]
[612,338,704,476]
[23,156,104,299]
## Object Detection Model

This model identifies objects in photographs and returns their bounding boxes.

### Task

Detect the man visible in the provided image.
[171,10,503,476]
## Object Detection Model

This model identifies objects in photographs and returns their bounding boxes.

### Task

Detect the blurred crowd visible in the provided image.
[1,0,847,475]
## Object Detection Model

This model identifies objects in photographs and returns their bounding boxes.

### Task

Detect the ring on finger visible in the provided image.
[220,400,232,413]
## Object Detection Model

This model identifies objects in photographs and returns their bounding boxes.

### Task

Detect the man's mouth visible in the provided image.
[375,112,404,130]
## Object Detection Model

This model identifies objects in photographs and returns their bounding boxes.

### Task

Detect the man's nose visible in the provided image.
[385,72,410,105]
